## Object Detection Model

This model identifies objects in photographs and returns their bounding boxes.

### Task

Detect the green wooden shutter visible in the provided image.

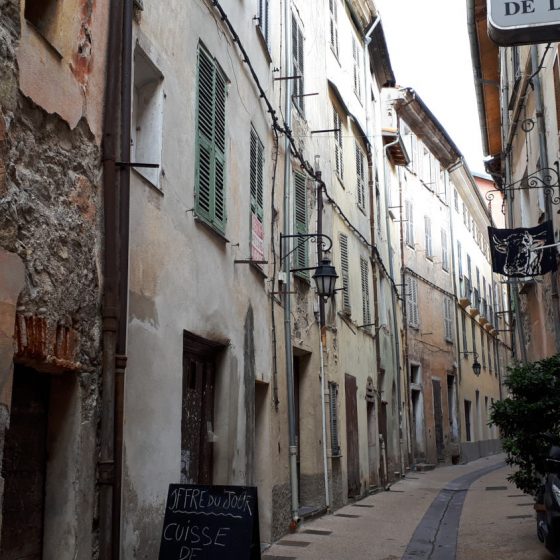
[294,171,308,276]
[355,142,365,208]
[250,127,264,221]
[292,16,304,114]
[194,44,227,233]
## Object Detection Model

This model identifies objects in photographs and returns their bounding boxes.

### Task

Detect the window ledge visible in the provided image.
[132,167,164,195]
[193,215,229,244]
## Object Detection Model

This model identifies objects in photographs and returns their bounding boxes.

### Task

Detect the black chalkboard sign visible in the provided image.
[158,485,261,560]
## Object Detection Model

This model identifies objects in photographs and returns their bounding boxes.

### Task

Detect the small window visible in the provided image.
[292,16,305,115]
[355,141,366,210]
[454,188,459,212]
[457,241,463,277]
[132,48,164,188]
[461,312,468,356]
[25,0,63,50]
[339,233,351,314]
[333,106,344,181]
[464,400,472,442]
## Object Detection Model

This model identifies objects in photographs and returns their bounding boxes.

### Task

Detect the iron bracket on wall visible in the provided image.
[279,233,333,265]
[486,161,560,205]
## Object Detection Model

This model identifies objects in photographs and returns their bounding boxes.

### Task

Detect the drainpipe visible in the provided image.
[531,46,560,354]
[315,169,330,511]
[100,0,123,558]
[112,0,134,556]
[383,135,405,476]
[282,0,299,527]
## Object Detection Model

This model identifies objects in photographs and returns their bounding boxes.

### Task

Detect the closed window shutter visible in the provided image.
[250,127,264,220]
[405,200,414,246]
[355,142,365,209]
[195,44,227,233]
[294,172,308,275]
[258,0,269,45]
[292,16,304,114]
[406,276,419,328]
[424,216,432,257]
[329,0,338,56]
[329,382,341,456]
[333,107,343,180]
[360,257,371,328]
[339,233,351,313]
[352,37,361,98]
[444,297,453,341]
[441,229,449,271]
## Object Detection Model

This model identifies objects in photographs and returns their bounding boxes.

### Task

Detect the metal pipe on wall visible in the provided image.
[100,0,123,557]
[282,0,299,526]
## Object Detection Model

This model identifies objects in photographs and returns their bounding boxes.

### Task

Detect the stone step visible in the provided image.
[414,463,436,472]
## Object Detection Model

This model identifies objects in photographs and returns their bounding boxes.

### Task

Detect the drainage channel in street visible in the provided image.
[402,461,505,560]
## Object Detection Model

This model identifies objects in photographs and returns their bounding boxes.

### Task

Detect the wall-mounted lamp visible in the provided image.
[462,351,481,376]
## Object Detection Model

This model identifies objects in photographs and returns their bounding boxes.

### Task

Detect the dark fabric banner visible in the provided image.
[488,221,557,277]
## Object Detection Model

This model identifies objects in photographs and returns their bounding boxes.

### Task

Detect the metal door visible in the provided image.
[345,374,360,498]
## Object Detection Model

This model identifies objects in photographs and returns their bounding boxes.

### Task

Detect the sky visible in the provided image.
[377,0,486,174]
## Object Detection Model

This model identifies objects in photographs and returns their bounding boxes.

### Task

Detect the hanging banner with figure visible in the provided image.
[488,221,557,277]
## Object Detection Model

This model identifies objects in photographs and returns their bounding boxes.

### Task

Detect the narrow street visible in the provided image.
[263,455,552,560]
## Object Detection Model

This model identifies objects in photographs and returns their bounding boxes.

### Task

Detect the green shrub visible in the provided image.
[490,354,560,495]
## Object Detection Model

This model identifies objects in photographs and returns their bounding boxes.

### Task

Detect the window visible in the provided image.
[352,37,362,101]
[488,333,493,372]
[481,332,486,369]
[405,200,414,247]
[441,229,449,271]
[292,16,305,115]
[25,0,63,51]
[406,275,419,328]
[250,127,265,261]
[375,175,382,234]
[424,216,433,258]
[329,382,341,456]
[355,141,366,210]
[333,106,344,181]
[472,322,477,355]
[464,400,472,442]
[454,188,459,212]
[444,297,453,342]
[457,241,463,277]
[462,202,468,227]
[132,47,164,188]
[257,0,270,47]
[329,0,339,57]
[360,257,371,329]
[294,171,308,276]
[195,44,228,233]
[339,233,351,314]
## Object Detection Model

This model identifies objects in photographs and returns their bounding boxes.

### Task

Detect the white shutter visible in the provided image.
[340,233,351,313]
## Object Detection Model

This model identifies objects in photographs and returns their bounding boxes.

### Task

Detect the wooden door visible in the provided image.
[182,356,215,484]
[432,379,445,462]
[1,366,49,560]
[345,374,360,498]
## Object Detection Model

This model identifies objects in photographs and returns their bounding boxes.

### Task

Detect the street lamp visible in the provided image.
[312,259,338,300]
[463,351,481,376]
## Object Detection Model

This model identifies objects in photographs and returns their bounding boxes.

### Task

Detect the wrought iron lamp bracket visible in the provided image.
[279,233,333,264]
[485,162,560,206]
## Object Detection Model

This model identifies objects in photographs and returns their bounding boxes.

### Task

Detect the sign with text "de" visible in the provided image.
[488,0,560,45]
[159,485,261,560]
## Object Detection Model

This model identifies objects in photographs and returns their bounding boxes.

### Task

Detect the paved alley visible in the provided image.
[263,455,552,560]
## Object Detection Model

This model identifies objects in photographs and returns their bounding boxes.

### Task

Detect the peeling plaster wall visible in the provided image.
[0,0,107,555]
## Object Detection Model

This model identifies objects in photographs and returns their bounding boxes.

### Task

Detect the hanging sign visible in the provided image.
[488,0,560,45]
[488,221,557,277]
[158,485,261,560]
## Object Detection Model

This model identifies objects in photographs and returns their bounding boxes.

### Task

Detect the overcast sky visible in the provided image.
[377,0,486,174]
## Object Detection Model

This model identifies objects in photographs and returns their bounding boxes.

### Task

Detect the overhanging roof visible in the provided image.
[367,21,395,88]
[467,0,502,161]
[392,88,462,170]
